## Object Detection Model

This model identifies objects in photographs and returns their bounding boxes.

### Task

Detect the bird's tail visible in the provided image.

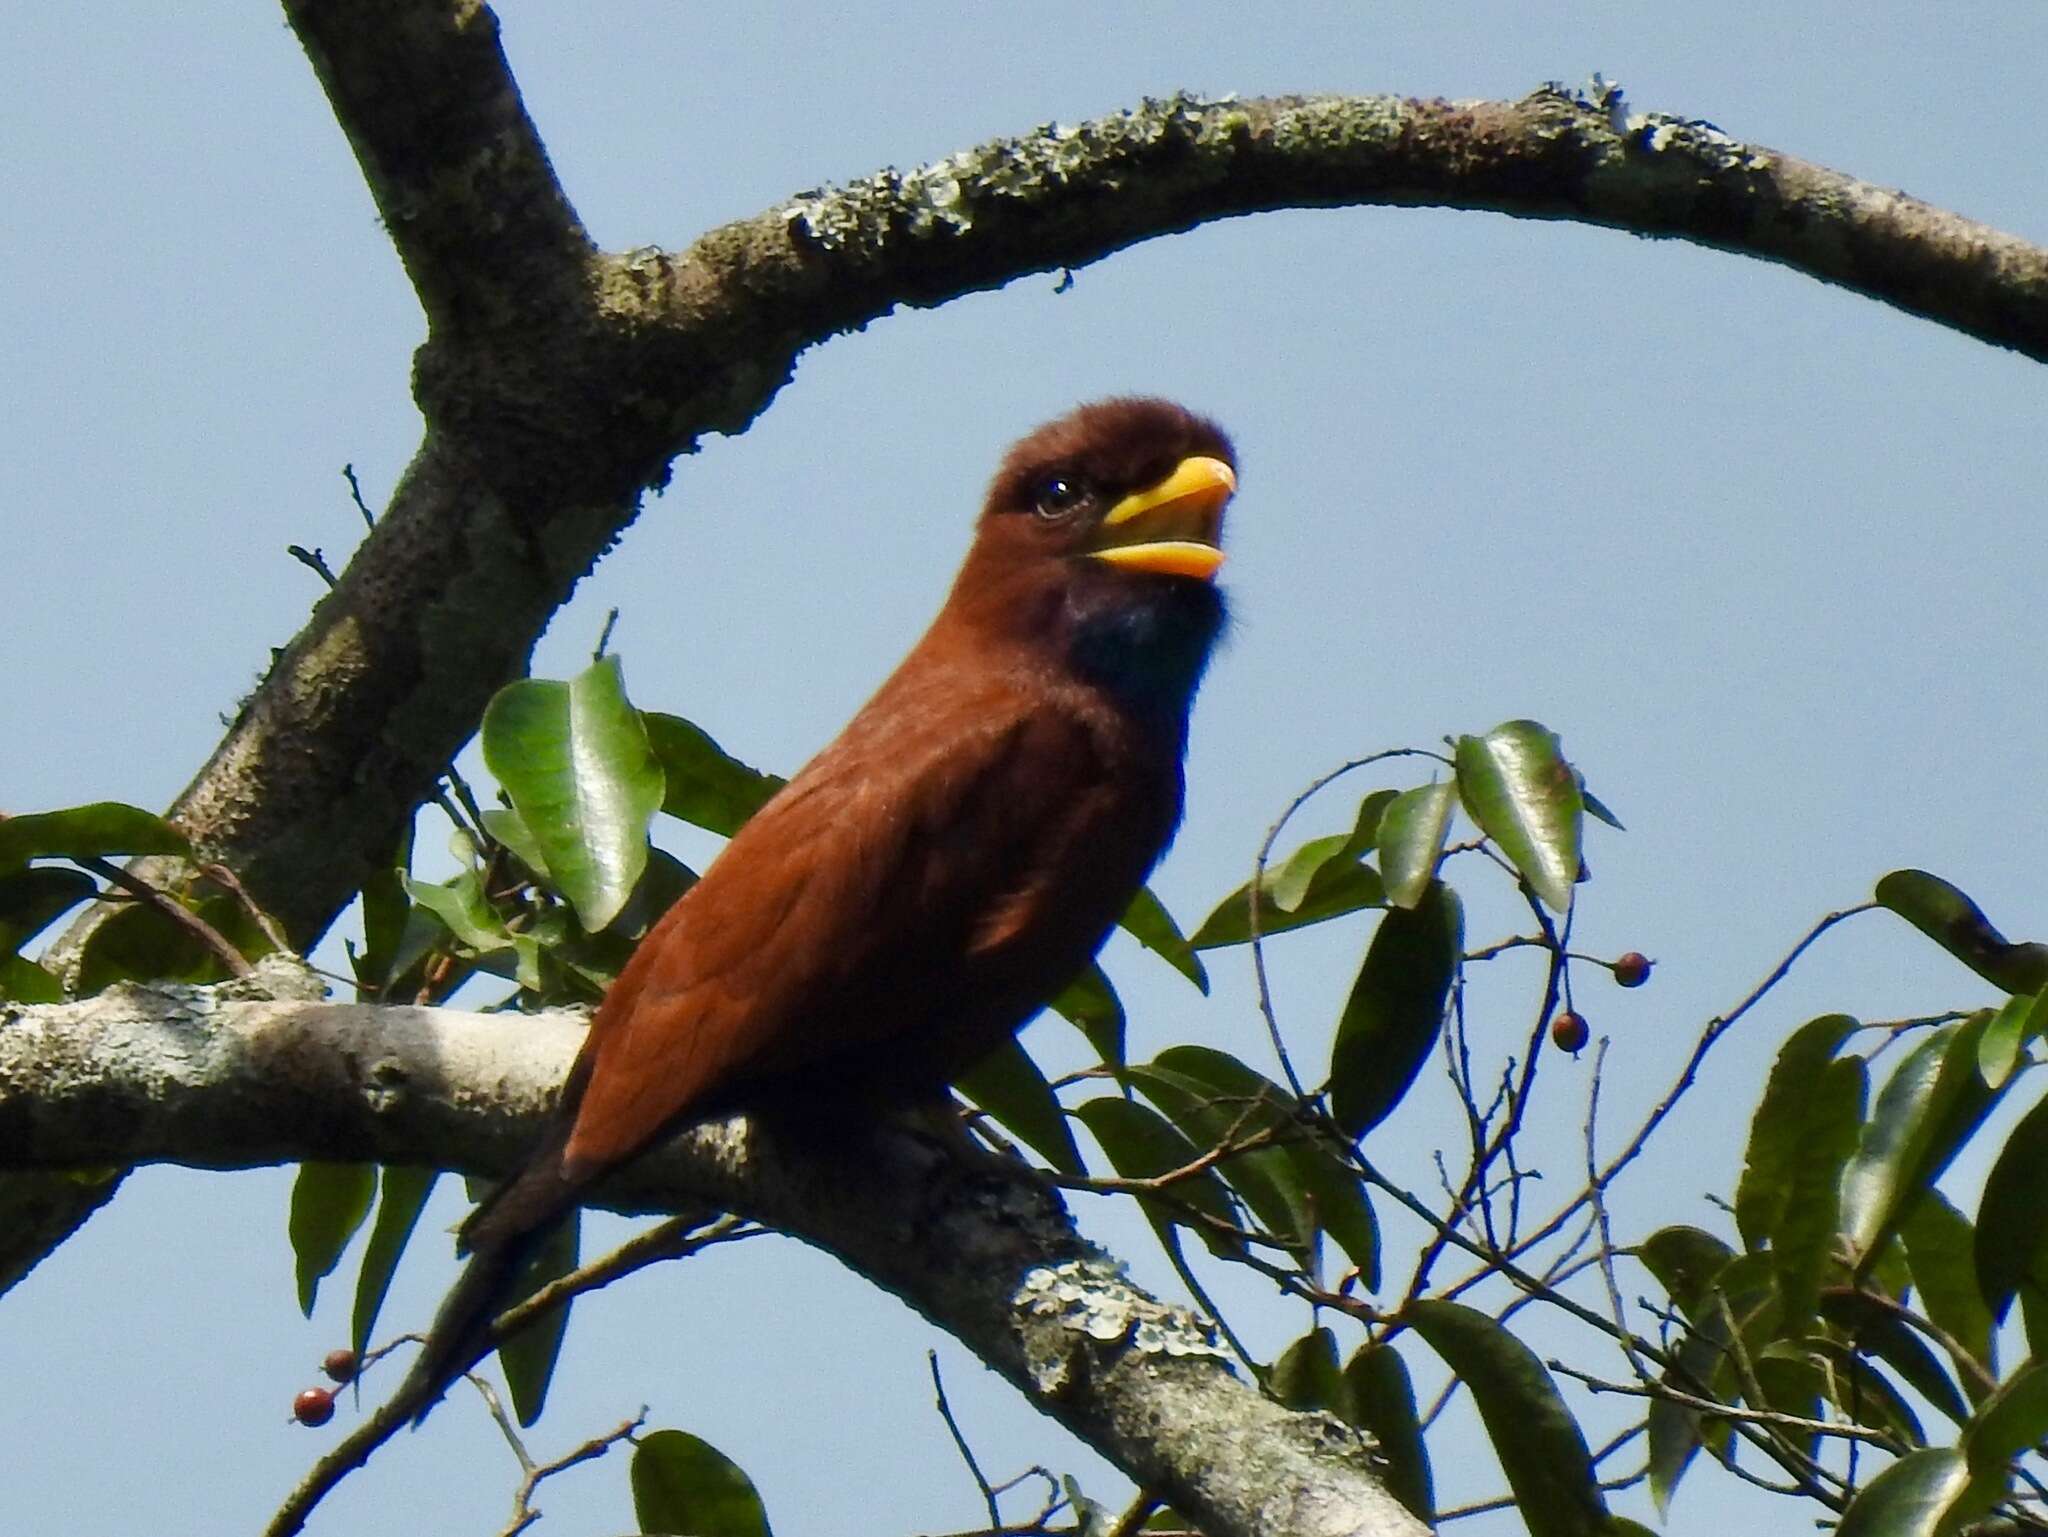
[392,1156,582,1428]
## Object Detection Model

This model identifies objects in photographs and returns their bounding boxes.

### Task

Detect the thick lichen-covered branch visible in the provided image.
[0,969,1424,1537]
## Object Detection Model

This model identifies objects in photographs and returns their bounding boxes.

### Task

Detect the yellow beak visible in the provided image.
[1088,455,1235,580]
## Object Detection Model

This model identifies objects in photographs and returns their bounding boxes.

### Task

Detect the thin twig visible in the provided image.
[1547,1358,1903,1453]
[286,544,338,587]
[342,463,375,527]
[930,1351,1002,1528]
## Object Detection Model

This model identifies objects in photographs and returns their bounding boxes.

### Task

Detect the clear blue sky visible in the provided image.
[6,5,2047,1534]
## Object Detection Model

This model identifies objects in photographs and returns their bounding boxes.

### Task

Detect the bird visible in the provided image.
[395,396,1237,1423]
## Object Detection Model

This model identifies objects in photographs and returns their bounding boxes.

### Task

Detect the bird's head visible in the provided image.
[947,398,1237,714]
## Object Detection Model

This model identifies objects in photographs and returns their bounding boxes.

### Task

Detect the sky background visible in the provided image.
[6,4,2048,1534]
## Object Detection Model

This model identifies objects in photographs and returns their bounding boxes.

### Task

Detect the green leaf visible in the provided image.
[1974,1087,2048,1323]
[1048,963,1124,1065]
[482,658,665,931]
[0,866,96,954]
[1074,1095,1242,1255]
[479,805,553,882]
[1818,1291,1970,1426]
[289,1163,375,1316]
[1269,1326,1347,1414]
[1266,791,1397,913]
[1647,1322,1728,1516]
[1637,1226,1737,1318]
[1154,1044,1376,1278]
[1119,886,1209,993]
[1835,1449,1973,1537]
[350,1167,437,1357]
[641,712,784,838]
[1876,869,2048,995]
[0,801,190,870]
[1975,988,2048,1086]
[1579,780,1625,831]
[1900,1192,1997,1399]
[1126,1055,1313,1261]
[1841,1013,2007,1265]
[401,870,510,954]
[0,952,62,1002]
[1405,1299,1609,1537]
[1329,883,1463,1138]
[1188,860,1385,951]
[71,886,274,993]
[1797,1339,1925,1446]
[1453,720,1583,913]
[1343,1344,1434,1522]
[1769,1057,1867,1331]
[630,1428,772,1537]
[499,1211,579,1427]
[353,828,413,994]
[955,1037,1085,1176]
[1736,1014,1861,1250]
[1377,782,1456,910]
[1962,1358,2048,1476]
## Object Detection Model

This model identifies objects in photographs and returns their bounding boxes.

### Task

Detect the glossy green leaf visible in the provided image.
[1770,1057,1866,1330]
[1840,1012,2006,1264]
[1818,1291,1970,1426]
[1899,1192,1997,1398]
[349,1167,436,1358]
[1976,989,2048,1087]
[1637,1225,1737,1319]
[0,801,190,870]
[631,1428,772,1537]
[955,1036,1085,1176]
[1048,962,1124,1065]
[499,1210,579,1427]
[1453,720,1583,913]
[1188,860,1385,951]
[479,805,552,882]
[1153,1045,1377,1278]
[1329,882,1463,1138]
[641,712,784,838]
[482,658,665,931]
[595,847,699,948]
[1835,1449,1973,1537]
[1073,1095,1241,1255]
[401,871,510,955]
[1267,790,1397,914]
[289,1163,375,1316]
[1974,1088,2048,1323]
[1344,1343,1433,1522]
[1118,886,1209,993]
[0,866,96,954]
[1405,1299,1609,1537]
[1876,869,2048,995]
[1736,1014,1861,1250]
[0,952,62,1002]
[1270,1326,1348,1414]
[1377,782,1456,910]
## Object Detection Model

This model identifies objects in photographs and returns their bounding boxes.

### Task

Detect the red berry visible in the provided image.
[293,1387,336,1427]
[1612,952,1652,988]
[321,1348,358,1384]
[1551,1011,1589,1054]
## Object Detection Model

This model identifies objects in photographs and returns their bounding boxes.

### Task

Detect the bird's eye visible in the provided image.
[1032,476,1091,520]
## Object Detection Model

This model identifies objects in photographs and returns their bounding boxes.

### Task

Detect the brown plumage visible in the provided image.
[398,397,1236,1421]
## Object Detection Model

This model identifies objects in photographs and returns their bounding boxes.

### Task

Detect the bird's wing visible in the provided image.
[556,671,1113,1177]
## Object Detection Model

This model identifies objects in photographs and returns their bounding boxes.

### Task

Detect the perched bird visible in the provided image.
[398,397,1237,1421]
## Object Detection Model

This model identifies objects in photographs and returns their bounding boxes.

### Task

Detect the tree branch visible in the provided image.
[0,967,1425,1537]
